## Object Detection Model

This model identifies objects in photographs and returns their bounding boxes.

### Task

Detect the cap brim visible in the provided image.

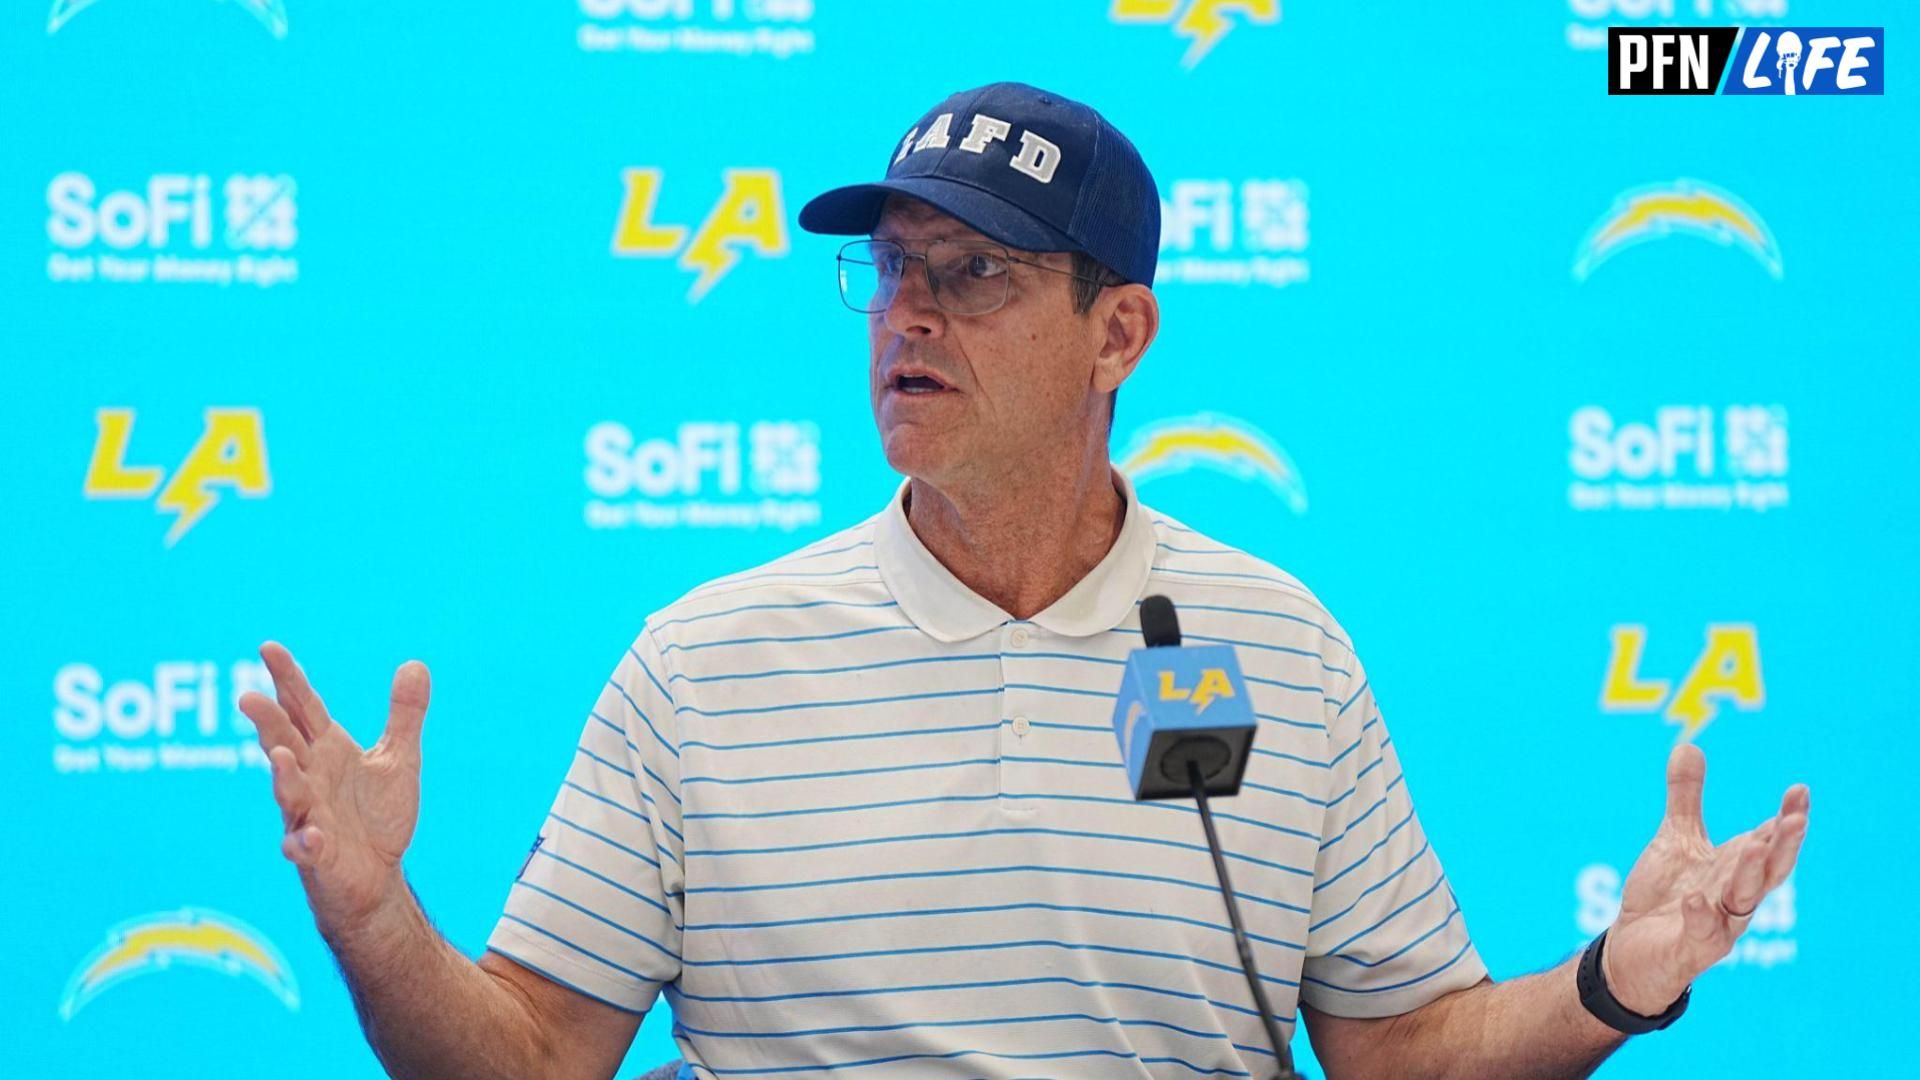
[798,176,1077,253]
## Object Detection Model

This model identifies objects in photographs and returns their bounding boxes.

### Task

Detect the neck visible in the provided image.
[904,449,1126,621]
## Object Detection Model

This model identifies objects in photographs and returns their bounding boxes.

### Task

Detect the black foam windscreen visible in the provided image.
[1140,594,1181,648]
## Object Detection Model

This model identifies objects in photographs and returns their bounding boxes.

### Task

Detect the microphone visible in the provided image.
[1111,594,1257,800]
[1113,595,1302,1080]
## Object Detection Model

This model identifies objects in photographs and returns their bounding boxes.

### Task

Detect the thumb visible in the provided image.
[384,660,431,763]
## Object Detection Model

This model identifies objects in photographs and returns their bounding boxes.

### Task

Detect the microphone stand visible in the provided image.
[1189,761,1304,1080]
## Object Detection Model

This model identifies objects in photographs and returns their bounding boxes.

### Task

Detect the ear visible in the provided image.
[1091,283,1158,394]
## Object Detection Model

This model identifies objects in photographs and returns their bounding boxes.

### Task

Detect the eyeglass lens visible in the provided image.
[837,240,1015,316]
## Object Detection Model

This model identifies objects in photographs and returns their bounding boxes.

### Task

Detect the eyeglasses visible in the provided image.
[836,238,1111,316]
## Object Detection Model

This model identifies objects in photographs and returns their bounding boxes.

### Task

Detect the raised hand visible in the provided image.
[238,642,432,939]
[1601,742,1810,1015]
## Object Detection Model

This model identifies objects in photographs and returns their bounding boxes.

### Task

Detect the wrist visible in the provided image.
[1598,925,1687,1016]
[320,868,419,955]
[1579,928,1690,1035]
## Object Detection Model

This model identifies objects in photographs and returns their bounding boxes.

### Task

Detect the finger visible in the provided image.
[258,642,314,742]
[268,745,318,830]
[1762,809,1809,888]
[1663,742,1708,840]
[260,641,336,741]
[239,690,309,767]
[1779,783,1811,818]
[280,823,328,870]
[1721,828,1771,917]
[384,660,431,765]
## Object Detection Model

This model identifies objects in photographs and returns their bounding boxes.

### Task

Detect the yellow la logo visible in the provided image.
[1158,668,1237,714]
[1601,625,1765,742]
[83,408,271,546]
[611,168,788,303]
[1110,0,1279,69]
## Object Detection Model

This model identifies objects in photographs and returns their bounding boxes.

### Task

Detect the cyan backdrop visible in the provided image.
[3,2,1914,1076]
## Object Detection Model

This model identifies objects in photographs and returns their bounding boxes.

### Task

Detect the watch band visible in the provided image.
[1577,928,1690,1035]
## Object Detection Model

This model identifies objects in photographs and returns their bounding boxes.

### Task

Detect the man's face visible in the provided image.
[866,195,1106,490]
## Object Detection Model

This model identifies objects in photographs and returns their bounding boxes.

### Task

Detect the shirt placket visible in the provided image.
[998,619,1041,815]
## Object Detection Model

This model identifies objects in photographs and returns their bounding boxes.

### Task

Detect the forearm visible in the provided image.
[1345,957,1627,1079]
[323,873,550,1080]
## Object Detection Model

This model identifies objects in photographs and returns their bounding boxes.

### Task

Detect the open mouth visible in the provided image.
[893,373,949,394]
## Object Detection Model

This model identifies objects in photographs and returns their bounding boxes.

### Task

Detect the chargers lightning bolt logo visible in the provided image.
[1158,668,1237,713]
[1601,625,1766,742]
[60,908,299,1020]
[1119,413,1307,513]
[83,408,272,546]
[612,168,789,303]
[49,0,289,37]
[1110,0,1280,69]
[1573,179,1783,281]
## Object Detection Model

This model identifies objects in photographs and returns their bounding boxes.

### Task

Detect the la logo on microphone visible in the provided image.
[1157,668,1235,714]
[1609,26,1882,94]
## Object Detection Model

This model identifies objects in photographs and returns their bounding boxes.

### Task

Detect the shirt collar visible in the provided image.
[873,469,1156,642]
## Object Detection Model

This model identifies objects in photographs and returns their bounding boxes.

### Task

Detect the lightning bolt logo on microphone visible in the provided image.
[1159,668,1237,714]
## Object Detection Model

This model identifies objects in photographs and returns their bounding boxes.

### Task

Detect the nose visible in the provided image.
[881,254,945,338]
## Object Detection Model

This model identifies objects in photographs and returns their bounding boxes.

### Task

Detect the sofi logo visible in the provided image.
[584,420,821,531]
[83,408,272,546]
[46,172,299,287]
[612,168,787,301]
[1601,625,1765,742]
[1110,0,1280,69]
[1157,179,1309,288]
[1568,405,1788,512]
[52,660,274,775]
[577,0,815,57]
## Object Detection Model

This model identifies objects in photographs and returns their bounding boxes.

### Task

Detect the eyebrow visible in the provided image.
[869,223,991,245]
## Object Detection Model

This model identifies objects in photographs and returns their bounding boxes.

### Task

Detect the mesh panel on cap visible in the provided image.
[1067,110,1160,285]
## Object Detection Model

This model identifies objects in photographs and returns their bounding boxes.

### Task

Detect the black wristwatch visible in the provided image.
[1576,928,1690,1034]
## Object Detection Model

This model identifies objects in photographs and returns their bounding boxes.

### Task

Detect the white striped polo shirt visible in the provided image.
[487,470,1486,1078]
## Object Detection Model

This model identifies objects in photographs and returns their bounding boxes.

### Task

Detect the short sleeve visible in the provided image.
[485,622,686,1013]
[1299,653,1487,1018]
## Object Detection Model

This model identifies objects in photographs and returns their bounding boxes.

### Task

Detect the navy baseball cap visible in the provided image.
[798,82,1161,286]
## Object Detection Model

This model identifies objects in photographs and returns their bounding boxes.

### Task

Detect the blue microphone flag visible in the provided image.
[1111,642,1256,800]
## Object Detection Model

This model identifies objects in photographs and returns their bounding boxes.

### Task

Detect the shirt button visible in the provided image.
[1009,626,1031,648]
[1011,716,1031,737]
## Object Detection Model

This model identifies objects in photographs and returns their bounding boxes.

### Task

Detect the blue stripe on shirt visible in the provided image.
[652,596,896,631]
[669,652,997,686]
[682,897,1300,950]
[683,862,1312,919]
[683,826,1313,878]
[682,934,1301,986]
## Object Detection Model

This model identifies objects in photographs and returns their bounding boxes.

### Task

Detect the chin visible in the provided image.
[879,427,955,483]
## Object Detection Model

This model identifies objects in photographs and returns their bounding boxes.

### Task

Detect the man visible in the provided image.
[241,83,1810,1079]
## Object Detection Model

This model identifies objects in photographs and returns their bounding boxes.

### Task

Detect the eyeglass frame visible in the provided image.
[835,236,1120,316]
